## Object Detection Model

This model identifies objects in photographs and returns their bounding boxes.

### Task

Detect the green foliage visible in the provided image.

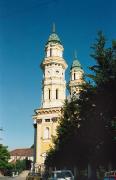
[15,159,26,172]
[89,31,116,86]
[30,144,34,148]
[0,144,10,170]
[14,158,32,172]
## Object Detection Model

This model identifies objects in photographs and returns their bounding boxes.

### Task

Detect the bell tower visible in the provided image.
[69,52,84,98]
[33,25,68,171]
[41,24,67,108]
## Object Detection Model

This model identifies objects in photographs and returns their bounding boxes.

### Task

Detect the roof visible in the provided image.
[10,148,33,157]
[46,24,61,44]
[71,51,82,70]
[47,33,61,44]
[71,59,81,68]
[71,59,83,71]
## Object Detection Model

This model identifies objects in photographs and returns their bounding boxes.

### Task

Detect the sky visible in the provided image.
[0,0,116,150]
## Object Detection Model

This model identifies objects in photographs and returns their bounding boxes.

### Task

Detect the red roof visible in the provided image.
[10,148,33,157]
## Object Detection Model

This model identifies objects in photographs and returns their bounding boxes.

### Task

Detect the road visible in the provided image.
[0,171,29,180]
[0,177,25,180]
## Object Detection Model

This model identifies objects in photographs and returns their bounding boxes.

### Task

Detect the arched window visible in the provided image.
[74,73,76,80]
[56,89,58,99]
[48,89,51,100]
[50,48,52,56]
[44,127,50,139]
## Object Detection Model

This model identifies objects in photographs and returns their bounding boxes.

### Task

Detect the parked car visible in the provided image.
[104,177,116,180]
[104,171,116,180]
[26,172,41,180]
[49,170,74,180]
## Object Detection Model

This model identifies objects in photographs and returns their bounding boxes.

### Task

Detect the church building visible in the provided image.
[33,25,84,171]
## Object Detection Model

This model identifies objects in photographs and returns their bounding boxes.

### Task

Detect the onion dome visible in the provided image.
[71,59,81,69]
[71,51,82,70]
[46,23,61,44]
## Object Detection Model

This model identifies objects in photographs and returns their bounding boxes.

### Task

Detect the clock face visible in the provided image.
[45,68,64,77]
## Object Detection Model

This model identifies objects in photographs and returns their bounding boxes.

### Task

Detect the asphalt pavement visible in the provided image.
[0,177,24,180]
[0,170,29,180]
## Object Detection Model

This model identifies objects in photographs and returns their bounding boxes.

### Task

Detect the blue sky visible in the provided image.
[0,0,116,150]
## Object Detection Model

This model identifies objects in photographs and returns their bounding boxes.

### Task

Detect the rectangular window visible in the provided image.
[49,89,50,100]
[50,48,52,56]
[74,73,76,80]
[45,119,50,122]
[56,89,58,99]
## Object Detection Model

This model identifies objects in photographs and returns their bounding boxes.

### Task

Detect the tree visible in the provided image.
[89,31,116,86]
[81,32,116,179]
[45,32,116,180]
[78,83,116,179]
[0,144,10,173]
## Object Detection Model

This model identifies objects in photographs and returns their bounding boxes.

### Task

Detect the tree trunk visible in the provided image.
[88,163,98,180]
[74,166,79,179]
[88,163,92,179]
[108,162,112,171]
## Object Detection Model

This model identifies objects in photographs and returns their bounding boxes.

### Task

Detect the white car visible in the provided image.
[49,170,74,180]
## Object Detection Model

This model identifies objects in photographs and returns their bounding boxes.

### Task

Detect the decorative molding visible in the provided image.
[42,57,67,69]
[34,107,62,116]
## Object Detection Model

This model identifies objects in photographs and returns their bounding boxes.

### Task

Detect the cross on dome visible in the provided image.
[52,23,56,33]
[74,50,77,59]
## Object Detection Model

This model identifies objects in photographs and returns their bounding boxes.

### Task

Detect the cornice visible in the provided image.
[33,107,62,118]
[41,57,68,69]
[69,79,84,86]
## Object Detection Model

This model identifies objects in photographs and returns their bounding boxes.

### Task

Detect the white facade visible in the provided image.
[9,148,33,163]
[41,41,67,108]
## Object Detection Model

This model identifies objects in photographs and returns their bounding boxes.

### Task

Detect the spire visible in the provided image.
[52,23,56,33]
[74,50,77,59]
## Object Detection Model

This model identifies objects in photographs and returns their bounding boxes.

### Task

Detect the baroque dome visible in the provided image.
[71,59,82,70]
[47,33,61,44]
